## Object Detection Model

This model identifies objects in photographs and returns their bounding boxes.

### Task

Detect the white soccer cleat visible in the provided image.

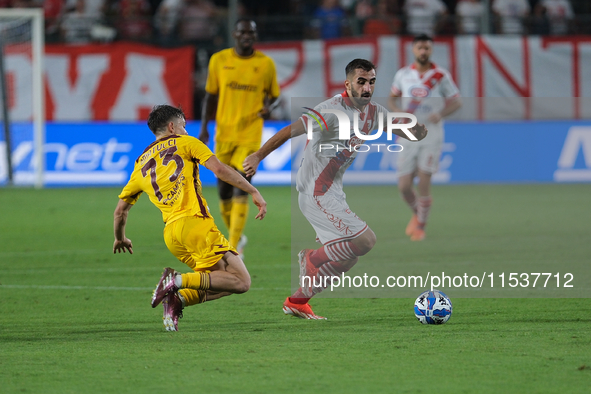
[162,291,183,331]
[151,267,178,308]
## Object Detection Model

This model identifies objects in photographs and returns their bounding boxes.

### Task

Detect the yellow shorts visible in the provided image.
[215,141,260,173]
[163,215,237,271]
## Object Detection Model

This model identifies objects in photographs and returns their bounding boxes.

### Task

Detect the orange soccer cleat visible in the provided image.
[406,214,419,236]
[410,227,426,241]
[283,297,326,320]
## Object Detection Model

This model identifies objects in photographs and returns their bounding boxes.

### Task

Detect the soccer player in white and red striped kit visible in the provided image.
[243,59,427,319]
[389,34,462,241]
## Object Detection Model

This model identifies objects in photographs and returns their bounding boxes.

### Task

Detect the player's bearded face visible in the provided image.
[347,68,376,107]
[413,41,432,65]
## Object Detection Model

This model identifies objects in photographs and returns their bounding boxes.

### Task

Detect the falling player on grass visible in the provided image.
[243,59,427,319]
[113,105,267,331]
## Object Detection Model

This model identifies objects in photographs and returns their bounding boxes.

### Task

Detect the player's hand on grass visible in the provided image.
[113,238,133,254]
[251,190,267,220]
[243,153,260,177]
[411,123,428,141]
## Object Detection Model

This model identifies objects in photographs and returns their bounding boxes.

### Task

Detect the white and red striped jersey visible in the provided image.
[391,63,459,142]
[297,91,389,198]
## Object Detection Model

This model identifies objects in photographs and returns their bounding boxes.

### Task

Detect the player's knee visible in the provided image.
[233,275,251,294]
[398,179,412,193]
[355,229,376,255]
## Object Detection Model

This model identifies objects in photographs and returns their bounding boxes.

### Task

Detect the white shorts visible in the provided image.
[298,193,368,245]
[397,140,442,176]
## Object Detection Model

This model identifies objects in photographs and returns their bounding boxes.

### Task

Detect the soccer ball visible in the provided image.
[414,290,452,324]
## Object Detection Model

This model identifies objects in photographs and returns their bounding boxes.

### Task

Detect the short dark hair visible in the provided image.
[413,34,433,44]
[345,59,376,78]
[147,105,185,135]
[235,18,256,29]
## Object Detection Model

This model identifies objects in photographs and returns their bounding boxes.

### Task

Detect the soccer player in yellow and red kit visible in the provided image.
[199,18,280,259]
[113,105,267,331]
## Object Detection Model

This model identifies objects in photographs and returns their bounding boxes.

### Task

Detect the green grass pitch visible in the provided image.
[1,184,590,393]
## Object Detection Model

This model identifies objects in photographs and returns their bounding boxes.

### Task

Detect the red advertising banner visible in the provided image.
[5,37,591,121]
[257,36,591,120]
[43,42,194,121]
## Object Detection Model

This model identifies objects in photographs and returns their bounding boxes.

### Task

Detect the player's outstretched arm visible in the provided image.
[204,156,267,220]
[113,199,134,254]
[199,93,218,144]
[243,119,306,176]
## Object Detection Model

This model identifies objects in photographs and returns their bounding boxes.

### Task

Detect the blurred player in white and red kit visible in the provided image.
[243,59,427,319]
[389,34,462,241]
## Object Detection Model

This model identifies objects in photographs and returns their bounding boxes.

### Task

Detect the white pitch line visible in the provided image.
[0,246,164,258]
[1,284,153,291]
[0,284,290,291]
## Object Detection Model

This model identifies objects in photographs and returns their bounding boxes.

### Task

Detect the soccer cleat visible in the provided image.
[162,291,183,331]
[298,249,318,297]
[406,214,419,236]
[237,234,248,260]
[410,227,426,241]
[283,297,326,320]
[151,267,178,308]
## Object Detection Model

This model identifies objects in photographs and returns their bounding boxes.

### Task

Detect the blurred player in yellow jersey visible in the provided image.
[113,105,267,331]
[199,18,280,259]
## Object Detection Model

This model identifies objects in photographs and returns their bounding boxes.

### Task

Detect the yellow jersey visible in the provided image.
[119,135,213,225]
[205,48,280,145]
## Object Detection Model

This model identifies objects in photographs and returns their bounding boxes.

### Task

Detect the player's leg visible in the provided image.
[227,144,258,256]
[397,143,420,236]
[229,175,250,257]
[215,142,236,232]
[203,291,233,301]
[206,251,251,293]
[171,224,250,295]
[411,170,433,241]
[411,144,441,241]
[398,172,417,211]
[296,227,376,296]
[161,287,234,332]
[285,194,375,319]
[286,244,365,320]
[156,215,243,330]
[303,226,376,270]
[175,289,232,307]
[218,179,234,232]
